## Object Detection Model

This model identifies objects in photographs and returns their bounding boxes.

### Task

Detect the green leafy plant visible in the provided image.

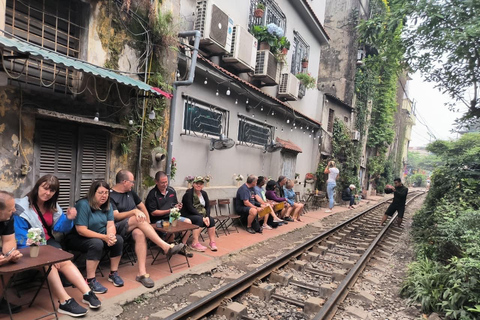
[256,3,265,10]
[295,73,316,89]
[169,207,181,221]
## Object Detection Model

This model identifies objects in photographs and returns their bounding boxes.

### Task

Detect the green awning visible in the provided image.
[0,35,172,98]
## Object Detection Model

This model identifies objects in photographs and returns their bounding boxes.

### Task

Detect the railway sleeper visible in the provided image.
[301,251,320,262]
[269,271,293,285]
[311,245,328,255]
[216,302,248,320]
[335,244,366,254]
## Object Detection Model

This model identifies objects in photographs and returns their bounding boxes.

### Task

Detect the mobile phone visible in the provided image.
[4,247,15,257]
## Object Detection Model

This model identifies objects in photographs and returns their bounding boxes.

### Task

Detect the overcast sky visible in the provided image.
[407,71,465,148]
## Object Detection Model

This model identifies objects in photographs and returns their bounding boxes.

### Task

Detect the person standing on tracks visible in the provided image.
[380,178,409,227]
[324,161,339,213]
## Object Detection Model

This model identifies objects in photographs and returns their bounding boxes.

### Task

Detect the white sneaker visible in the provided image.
[325,209,332,213]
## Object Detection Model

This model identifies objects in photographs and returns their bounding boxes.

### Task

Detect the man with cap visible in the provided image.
[342,184,356,209]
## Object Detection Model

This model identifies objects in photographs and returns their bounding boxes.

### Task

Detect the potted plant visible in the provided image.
[251,23,284,52]
[185,175,195,188]
[234,173,244,187]
[254,3,265,18]
[279,36,290,55]
[301,56,309,68]
[26,227,45,257]
[305,172,316,184]
[204,175,212,187]
[295,72,317,89]
[169,207,181,227]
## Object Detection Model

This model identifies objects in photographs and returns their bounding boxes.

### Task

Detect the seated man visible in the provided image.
[342,184,356,209]
[110,170,184,288]
[0,191,23,315]
[234,175,270,234]
[146,171,193,257]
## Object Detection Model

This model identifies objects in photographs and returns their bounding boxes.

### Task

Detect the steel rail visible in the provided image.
[164,192,422,320]
[313,191,425,320]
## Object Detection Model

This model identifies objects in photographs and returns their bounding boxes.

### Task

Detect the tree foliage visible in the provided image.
[403,0,480,122]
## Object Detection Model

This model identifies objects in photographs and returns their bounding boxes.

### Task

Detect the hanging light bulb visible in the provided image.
[226,87,231,96]
[290,127,293,132]
[309,134,312,138]
[235,99,238,104]
[271,111,275,116]
[246,98,249,104]
[93,112,99,122]
[204,77,208,85]
[303,131,306,134]
[281,127,284,132]
[293,122,296,127]
[286,119,290,124]
[306,126,309,130]
[312,129,314,133]
[148,109,156,120]
[128,119,134,125]
[260,106,264,111]
[252,113,255,118]
[216,89,219,96]
[176,70,181,78]
[300,126,303,130]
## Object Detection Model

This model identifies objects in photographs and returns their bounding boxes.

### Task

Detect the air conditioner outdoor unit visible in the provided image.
[277,73,299,101]
[195,0,234,55]
[253,50,278,85]
[222,25,257,72]
[352,130,361,141]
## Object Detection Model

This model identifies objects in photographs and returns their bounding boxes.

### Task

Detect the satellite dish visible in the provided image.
[210,135,235,151]
[265,142,282,153]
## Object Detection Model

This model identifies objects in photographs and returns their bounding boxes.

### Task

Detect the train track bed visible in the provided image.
[119,194,425,320]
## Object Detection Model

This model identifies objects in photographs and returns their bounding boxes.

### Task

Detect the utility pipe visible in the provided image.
[166,30,201,179]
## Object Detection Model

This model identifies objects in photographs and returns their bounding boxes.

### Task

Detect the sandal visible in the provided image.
[263,224,273,230]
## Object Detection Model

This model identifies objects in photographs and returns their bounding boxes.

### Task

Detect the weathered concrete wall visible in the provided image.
[317,0,361,106]
[0,87,35,196]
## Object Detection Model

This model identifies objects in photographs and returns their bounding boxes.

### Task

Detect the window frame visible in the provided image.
[182,98,229,138]
[248,0,287,32]
[237,115,275,148]
[290,31,310,75]
[327,109,335,133]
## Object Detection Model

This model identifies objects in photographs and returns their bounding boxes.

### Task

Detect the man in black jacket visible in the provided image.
[380,178,409,227]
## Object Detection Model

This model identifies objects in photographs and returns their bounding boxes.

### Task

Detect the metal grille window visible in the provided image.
[4,0,86,93]
[291,31,310,75]
[238,117,273,146]
[183,99,228,137]
[248,0,286,32]
[327,109,335,133]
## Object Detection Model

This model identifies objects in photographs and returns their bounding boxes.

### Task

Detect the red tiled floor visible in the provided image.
[0,198,383,320]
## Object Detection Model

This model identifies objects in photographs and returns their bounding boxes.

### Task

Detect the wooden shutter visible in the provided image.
[35,123,77,209]
[75,130,109,201]
[281,151,297,180]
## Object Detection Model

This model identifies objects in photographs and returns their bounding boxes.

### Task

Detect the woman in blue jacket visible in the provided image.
[14,175,101,317]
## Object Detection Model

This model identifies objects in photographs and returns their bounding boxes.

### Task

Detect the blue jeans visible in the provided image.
[327,182,336,209]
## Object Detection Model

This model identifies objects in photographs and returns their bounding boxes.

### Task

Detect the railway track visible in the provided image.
[164,191,424,320]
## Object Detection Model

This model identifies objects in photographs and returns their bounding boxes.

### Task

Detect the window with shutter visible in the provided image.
[76,131,109,201]
[35,121,109,208]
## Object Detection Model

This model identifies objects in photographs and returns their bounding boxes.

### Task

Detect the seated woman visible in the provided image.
[65,180,124,295]
[342,184,356,209]
[265,180,293,221]
[181,176,217,252]
[14,174,101,317]
[283,179,304,222]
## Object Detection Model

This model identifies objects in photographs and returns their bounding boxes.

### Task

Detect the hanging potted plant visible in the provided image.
[185,175,195,188]
[295,72,317,89]
[254,3,265,18]
[279,36,290,55]
[301,56,309,68]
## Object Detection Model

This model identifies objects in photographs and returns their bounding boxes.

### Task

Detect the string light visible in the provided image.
[252,113,255,118]
[306,126,309,130]
[246,98,249,104]
[226,87,231,96]
[260,106,264,111]
[204,77,208,85]
[128,119,134,125]
[216,89,219,96]
[303,130,306,134]
[176,70,181,78]
[281,127,284,132]
[235,99,238,104]
[309,134,312,138]
[286,119,290,124]
[148,109,156,120]
[93,112,99,122]
[290,127,293,132]
[271,111,275,116]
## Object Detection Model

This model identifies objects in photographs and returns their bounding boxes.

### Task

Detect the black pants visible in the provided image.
[65,234,123,261]
[342,196,355,206]
[182,214,215,228]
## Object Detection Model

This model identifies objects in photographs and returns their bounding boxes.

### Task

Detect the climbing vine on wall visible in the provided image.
[331,119,360,190]
[355,0,406,191]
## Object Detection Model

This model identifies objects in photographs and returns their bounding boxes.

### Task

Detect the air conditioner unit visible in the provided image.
[253,50,278,85]
[277,73,299,101]
[195,0,234,55]
[352,130,361,141]
[222,25,257,72]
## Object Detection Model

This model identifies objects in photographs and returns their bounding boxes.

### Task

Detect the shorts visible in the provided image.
[236,206,253,217]
[385,204,405,219]
[115,218,130,238]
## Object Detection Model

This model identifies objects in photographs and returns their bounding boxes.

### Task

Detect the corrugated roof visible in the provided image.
[0,35,173,99]
[276,137,303,153]
[197,54,321,127]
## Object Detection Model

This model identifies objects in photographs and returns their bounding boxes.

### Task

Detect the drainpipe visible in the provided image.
[166,30,201,179]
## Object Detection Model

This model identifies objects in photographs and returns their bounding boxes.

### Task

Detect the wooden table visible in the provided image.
[151,221,199,272]
[305,192,327,210]
[0,245,73,320]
